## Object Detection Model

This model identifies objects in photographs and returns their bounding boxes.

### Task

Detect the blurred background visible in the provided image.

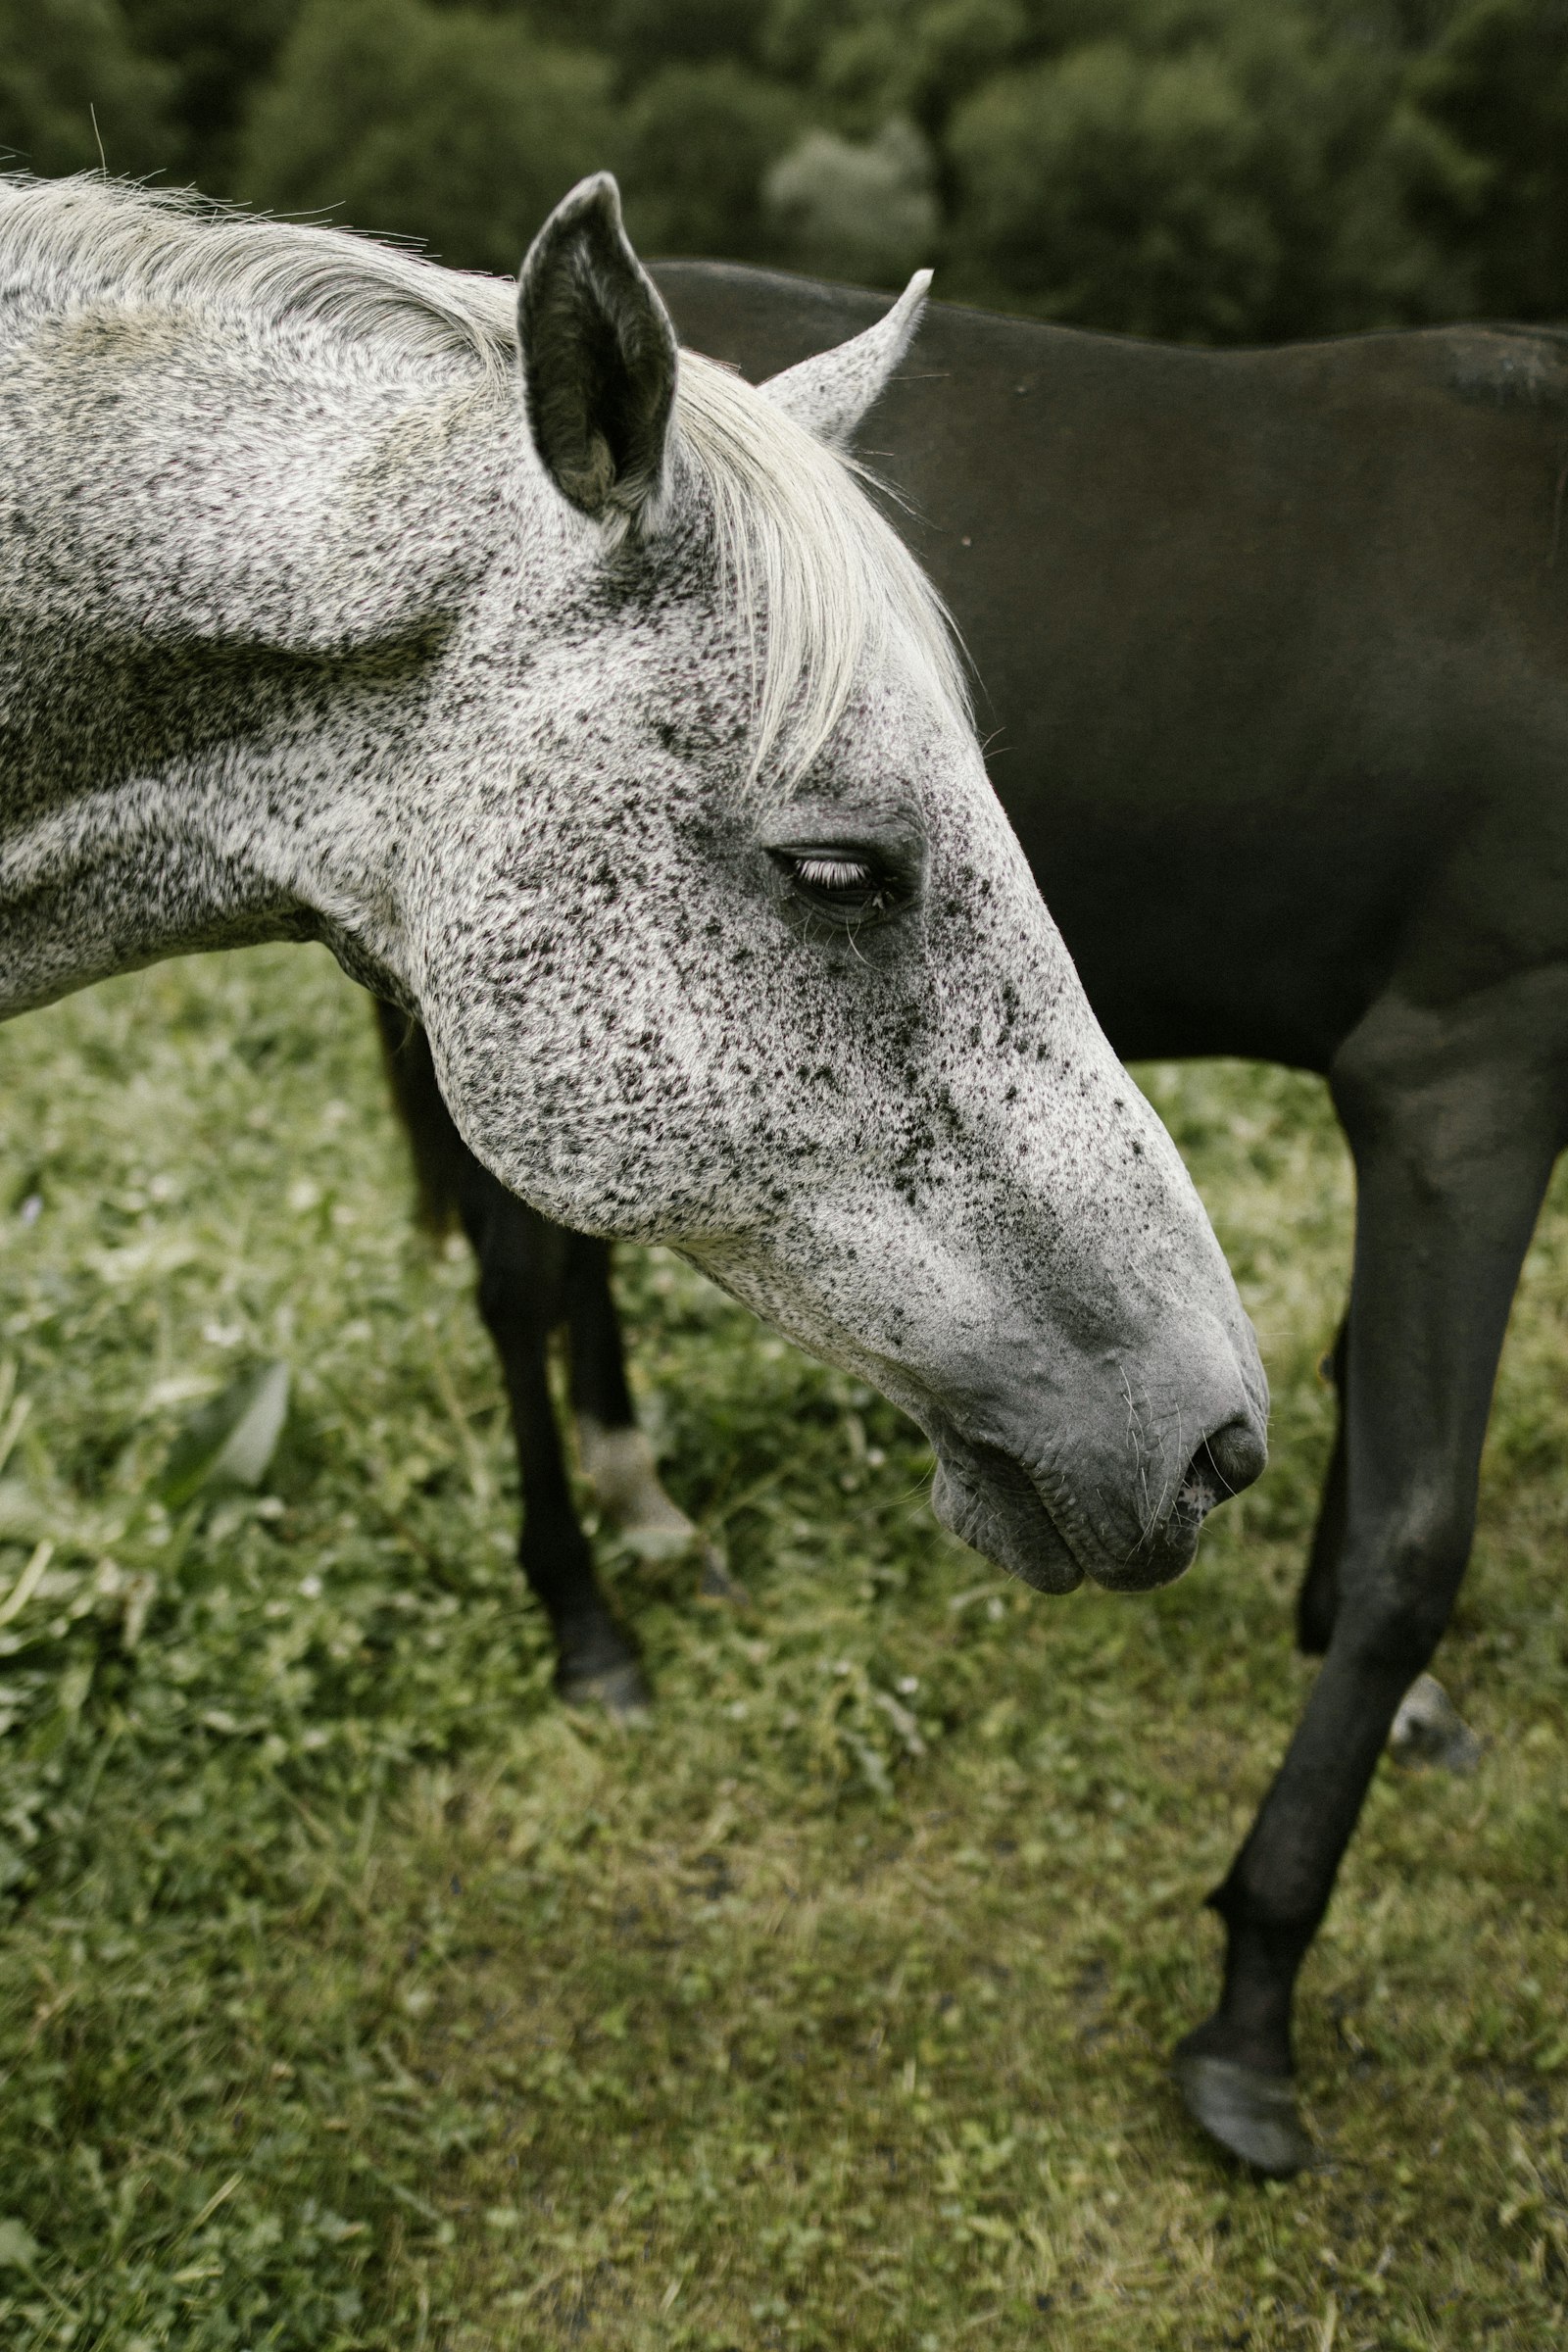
[0,0,1561,343]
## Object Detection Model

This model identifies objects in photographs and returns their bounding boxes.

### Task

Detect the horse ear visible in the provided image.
[517,173,678,531]
[758,270,932,451]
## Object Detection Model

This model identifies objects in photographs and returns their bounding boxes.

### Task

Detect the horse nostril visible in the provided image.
[1200,1417,1267,1501]
[1168,1422,1266,1540]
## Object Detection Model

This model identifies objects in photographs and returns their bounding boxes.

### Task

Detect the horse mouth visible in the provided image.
[928,1421,1261,1593]
[928,1436,1084,1592]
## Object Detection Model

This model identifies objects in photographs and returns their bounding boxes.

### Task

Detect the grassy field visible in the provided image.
[0,945,1564,2351]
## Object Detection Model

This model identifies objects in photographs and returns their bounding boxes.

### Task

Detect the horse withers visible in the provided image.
[0,178,1263,1693]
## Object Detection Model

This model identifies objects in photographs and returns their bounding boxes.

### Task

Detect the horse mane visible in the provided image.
[0,173,966,787]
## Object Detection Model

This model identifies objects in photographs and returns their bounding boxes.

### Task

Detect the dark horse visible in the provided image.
[378,265,1568,2177]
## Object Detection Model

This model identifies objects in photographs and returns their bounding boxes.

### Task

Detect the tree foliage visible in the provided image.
[1412,0,1568,318]
[0,0,1559,340]
[619,60,803,261]
[236,0,615,275]
[119,0,301,186]
[0,0,172,179]
[948,17,1478,338]
[764,116,939,286]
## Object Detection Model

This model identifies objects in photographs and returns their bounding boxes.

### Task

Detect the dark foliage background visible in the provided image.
[0,0,1559,339]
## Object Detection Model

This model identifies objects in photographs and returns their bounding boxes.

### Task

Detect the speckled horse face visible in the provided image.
[0,172,1263,1592]
[416,179,1268,1592]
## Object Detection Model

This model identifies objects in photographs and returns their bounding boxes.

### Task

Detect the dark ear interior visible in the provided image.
[517,173,678,529]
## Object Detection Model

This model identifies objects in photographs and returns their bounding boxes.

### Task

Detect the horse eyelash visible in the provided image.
[792,855,872,892]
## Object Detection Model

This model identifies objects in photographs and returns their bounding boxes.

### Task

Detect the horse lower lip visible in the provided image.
[929,1440,1081,1592]
[1086,1525,1201,1592]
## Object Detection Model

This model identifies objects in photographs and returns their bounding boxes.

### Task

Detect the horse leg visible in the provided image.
[1295,1313,1348,1655]
[1175,981,1566,2175]
[375,1005,649,1713]
[564,1235,697,1557]
[1297,1313,1479,1769]
[462,1181,652,1714]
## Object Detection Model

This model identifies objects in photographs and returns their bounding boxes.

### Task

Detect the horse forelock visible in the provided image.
[0,173,967,787]
[672,352,969,790]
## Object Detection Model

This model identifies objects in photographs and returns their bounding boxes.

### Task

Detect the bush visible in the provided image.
[619,59,802,260]
[947,14,1476,340]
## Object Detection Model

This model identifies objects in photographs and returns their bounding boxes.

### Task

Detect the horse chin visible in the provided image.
[1088,1524,1201,1592]
[929,1445,1083,1593]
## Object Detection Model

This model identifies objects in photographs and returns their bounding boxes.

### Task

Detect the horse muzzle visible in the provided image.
[926,1402,1267,1594]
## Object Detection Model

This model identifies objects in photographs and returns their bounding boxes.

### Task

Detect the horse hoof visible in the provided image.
[557,1657,653,1719]
[1389,1672,1482,1773]
[1172,2050,1316,2177]
[697,1543,751,1607]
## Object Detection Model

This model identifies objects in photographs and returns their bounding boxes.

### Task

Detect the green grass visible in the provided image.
[0,946,1565,2350]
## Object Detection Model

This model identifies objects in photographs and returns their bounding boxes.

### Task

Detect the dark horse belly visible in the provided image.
[653,263,1568,1072]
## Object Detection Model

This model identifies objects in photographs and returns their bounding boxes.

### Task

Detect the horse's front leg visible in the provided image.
[564,1235,697,1558]
[375,1004,650,1714]
[1297,1314,1480,1769]
[1296,1314,1348,1656]
[459,1172,652,1716]
[1175,975,1568,2175]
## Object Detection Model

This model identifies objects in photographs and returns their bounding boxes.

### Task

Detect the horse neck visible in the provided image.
[0,312,529,1021]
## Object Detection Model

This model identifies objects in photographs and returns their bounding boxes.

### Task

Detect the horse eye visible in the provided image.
[772,848,900,918]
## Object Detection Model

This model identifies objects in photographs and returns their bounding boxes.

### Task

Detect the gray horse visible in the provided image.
[0,172,1265,1609]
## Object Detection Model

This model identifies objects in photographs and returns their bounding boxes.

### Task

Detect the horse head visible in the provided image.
[391,176,1269,1591]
